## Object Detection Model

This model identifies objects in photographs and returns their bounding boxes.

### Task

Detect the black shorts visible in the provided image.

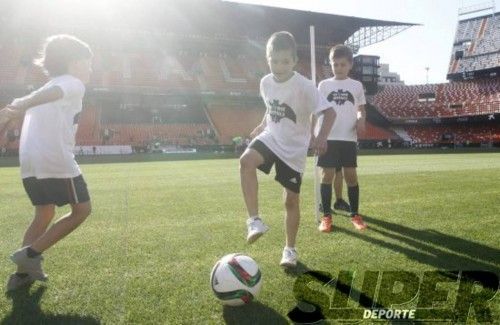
[249,140,302,193]
[317,140,358,168]
[22,175,91,207]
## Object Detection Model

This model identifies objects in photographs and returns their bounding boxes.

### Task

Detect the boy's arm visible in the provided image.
[259,113,267,128]
[310,114,317,137]
[314,108,335,155]
[0,86,64,132]
[250,79,268,139]
[10,86,64,113]
[250,112,267,139]
[356,104,366,134]
[309,114,317,147]
[0,109,12,134]
[312,82,321,141]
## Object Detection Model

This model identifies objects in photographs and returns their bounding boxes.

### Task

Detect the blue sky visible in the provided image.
[229,0,499,85]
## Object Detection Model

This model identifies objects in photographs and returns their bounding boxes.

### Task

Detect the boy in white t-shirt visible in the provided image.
[315,44,368,233]
[0,35,93,291]
[240,31,335,267]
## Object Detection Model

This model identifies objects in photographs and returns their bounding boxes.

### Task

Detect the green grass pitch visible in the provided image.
[0,153,499,324]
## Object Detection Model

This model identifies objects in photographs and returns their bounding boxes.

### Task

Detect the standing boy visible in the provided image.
[240,31,335,267]
[315,44,368,233]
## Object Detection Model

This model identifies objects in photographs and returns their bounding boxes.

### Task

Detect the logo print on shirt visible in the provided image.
[327,89,355,106]
[268,100,297,124]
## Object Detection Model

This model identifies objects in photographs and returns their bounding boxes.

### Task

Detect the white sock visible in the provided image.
[249,215,260,220]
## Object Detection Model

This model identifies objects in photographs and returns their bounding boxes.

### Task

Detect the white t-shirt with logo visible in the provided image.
[254,72,332,173]
[18,75,86,179]
[317,77,366,142]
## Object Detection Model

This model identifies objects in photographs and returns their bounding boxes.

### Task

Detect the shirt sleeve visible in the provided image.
[306,81,331,115]
[53,76,85,100]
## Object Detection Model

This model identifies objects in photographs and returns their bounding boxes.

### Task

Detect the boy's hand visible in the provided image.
[313,135,328,156]
[0,106,20,133]
[250,124,265,139]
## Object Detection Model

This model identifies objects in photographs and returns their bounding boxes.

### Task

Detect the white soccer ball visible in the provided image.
[210,253,263,306]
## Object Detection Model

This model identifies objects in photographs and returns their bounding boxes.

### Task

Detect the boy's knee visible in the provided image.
[343,168,358,186]
[321,175,333,184]
[35,205,56,221]
[240,154,256,171]
[345,177,358,187]
[73,202,92,220]
[321,168,335,183]
[239,154,248,167]
[85,204,92,216]
[345,175,357,186]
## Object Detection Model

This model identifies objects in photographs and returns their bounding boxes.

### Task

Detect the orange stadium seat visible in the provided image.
[372,79,500,119]
[404,124,500,144]
[205,103,266,144]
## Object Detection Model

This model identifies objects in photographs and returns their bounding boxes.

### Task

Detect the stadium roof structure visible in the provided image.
[219,1,418,51]
[0,0,417,53]
[155,0,418,52]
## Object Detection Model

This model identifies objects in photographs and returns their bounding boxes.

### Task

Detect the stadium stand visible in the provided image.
[372,79,500,119]
[448,12,499,78]
[359,121,398,140]
[98,123,214,146]
[404,124,500,145]
[0,1,498,151]
[75,106,100,145]
[205,103,265,144]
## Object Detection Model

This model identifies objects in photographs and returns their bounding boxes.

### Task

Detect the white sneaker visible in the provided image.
[280,247,298,267]
[246,217,269,244]
[10,247,48,281]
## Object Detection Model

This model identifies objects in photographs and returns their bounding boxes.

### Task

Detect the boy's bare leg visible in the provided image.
[22,205,56,247]
[30,201,92,253]
[343,167,358,188]
[240,149,269,243]
[333,168,350,212]
[283,188,300,248]
[321,167,335,185]
[280,188,300,267]
[239,149,264,217]
[13,205,55,275]
[9,203,90,282]
[333,169,343,200]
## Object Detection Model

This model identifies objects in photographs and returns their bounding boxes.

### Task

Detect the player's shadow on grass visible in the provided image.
[1,285,101,325]
[287,270,385,324]
[283,261,310,277]
[223,301,288,325]
[335,213,499,274]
